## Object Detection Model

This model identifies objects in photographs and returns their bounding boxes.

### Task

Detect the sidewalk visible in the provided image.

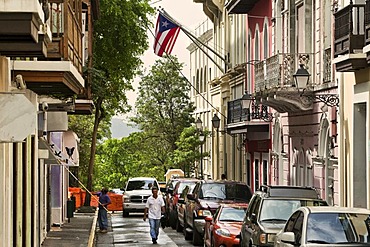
[41,211,97,247]
[96,212,178,246]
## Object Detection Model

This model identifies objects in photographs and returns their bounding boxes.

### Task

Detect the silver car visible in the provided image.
[275,206,370,246]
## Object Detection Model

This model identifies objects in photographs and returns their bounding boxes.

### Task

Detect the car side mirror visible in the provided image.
[280,232,295,244]
[250,213,257,223]
[204,216,213,222]
[187,194,195,200]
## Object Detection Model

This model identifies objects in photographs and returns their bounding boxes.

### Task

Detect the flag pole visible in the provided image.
[159,9,229,71]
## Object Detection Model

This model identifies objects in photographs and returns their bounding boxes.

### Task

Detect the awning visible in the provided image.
[39,137,78,166]
[225,0,258,14]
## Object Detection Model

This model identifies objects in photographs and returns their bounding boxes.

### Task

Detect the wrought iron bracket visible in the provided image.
[306,94,340,107]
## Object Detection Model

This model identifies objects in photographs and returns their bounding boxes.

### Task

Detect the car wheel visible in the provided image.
[122,210,129,217]
[176,216,183,232]
[170,210,177,229]
[210,233,215,247]
[183,218,192,240]
[192,221,204,246]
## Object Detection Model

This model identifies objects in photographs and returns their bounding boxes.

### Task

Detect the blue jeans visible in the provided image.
[98,207,108,230]
[149,218,161,239]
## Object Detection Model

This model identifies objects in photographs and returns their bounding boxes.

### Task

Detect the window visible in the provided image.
[263,22,268,59]
[255,159,260,190]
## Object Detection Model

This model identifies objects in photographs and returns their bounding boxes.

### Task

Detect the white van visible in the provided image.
[122,177,159,217]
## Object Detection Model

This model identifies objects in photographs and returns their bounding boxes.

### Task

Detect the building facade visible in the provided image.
[333,0,370,208]
[0,0,98,245]
[192,0,340,205]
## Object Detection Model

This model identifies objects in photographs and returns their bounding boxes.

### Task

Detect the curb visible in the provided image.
[88,209,98,247]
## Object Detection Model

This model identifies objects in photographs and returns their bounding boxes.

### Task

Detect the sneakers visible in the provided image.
[99,229,108,233]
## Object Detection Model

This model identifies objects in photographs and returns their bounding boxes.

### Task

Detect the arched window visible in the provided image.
[318,115,330,157]
[247,30,252,92]
[263,21,269,59]
[254,26,260,61]
[196,69,200,94]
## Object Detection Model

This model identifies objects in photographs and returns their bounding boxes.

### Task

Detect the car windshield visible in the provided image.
[260,199,327,222]
[126,180,155,191]
[306,212,370,244]
[199,183,252,202]
[219,207,247,222]
[178,182,197,194]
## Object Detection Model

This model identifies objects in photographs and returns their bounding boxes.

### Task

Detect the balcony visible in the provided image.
[254,53,314,113]
[47,0,83,73]
[364,0,370,64]
[0,0,51,57]
[226,98,270,135]
[333,2,366,72]
[11,0,86,98]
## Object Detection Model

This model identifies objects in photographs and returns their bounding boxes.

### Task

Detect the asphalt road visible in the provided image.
[95,212,194,246]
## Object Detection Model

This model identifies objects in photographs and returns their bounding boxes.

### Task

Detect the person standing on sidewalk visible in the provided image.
[143,186,165,244]
[98,187,111,233]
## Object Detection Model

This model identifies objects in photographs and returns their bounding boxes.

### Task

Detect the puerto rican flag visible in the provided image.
[153,13,180,57]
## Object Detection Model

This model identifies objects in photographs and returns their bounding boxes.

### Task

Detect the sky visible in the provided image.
[120,0,206,121]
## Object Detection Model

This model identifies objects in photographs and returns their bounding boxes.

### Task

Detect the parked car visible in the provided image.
[240,185,328,247]
[274,206,370,246]
[204,203,249,247]
[166,178,198,229]
[184,180,253,246]
[177,184,195,232]
[122,177,159,217]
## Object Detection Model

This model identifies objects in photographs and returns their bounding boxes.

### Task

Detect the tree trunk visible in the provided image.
[84,97,103,206]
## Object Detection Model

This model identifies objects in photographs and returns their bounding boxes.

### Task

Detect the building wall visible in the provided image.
[269,0,339,204]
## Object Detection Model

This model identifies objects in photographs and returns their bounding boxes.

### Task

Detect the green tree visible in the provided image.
[68,115,110,188]
[84,0,154,205]
[172,126,210,177]
[131,55,196,171]
[94,132,165,189]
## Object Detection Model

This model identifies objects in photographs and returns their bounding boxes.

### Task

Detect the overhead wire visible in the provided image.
[148,10,228,120]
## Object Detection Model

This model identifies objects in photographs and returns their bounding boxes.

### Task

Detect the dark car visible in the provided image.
[167,178,198,229]
[163,177,182,225]
[176,184,195,232]
[240,185,328,247]
[184,180,253,246]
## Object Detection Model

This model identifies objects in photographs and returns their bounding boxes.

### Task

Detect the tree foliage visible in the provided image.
[82,0,154,204]
[131,55,196,170]
[172,126,210,177]
[68,115,111,188]
[94,132,166,189]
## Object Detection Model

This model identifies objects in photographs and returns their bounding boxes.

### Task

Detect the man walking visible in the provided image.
[143,186,165,244]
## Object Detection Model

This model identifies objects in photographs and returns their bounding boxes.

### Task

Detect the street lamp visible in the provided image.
[196,117,204,179]
[293,65,340,107]
[199,131,205,180]
[293,64,310,89]
[195,117,203,131]
[211,114,220,179]
[241,91,273,122]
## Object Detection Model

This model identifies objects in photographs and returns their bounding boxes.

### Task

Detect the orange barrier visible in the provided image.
[69,187,86,208]
[90,192,123,211]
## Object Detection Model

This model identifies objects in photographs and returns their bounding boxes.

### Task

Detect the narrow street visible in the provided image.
[95,212,192,246]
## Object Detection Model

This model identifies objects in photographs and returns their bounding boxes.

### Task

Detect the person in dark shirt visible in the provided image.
[97,187,111,233]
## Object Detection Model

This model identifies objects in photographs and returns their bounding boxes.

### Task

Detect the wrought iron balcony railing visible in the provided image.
[255,53,313,93]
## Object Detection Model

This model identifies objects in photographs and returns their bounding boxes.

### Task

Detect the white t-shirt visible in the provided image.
[145,195,165,219]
